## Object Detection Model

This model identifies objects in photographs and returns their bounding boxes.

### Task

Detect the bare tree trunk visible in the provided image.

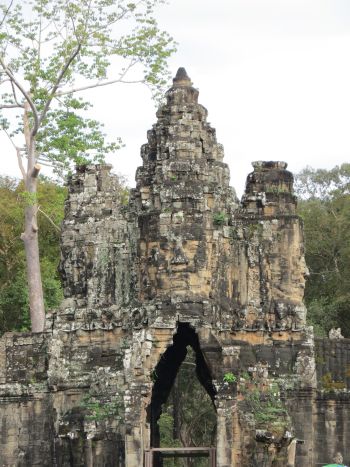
[20,120,45,332]
[22,203,45,332]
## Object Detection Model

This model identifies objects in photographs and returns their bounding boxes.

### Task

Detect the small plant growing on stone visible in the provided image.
[321,372,346,391]
[239,379,289,435]
[223,372,237,383]
[245,223,263,239]
[229,227,240,242]
[98,247,109,268]
[241,371,250,381]
[80,394,122,422]
[213,212,227,226]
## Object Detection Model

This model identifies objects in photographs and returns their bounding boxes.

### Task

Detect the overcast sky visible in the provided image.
[2,0,350,196]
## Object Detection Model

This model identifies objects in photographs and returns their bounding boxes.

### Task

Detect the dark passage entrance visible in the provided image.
[148,323,217,466]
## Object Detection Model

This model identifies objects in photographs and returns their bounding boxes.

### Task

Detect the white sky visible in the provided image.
[2,0,350,196]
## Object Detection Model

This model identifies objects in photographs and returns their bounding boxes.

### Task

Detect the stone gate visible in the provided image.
[0,68,350,466]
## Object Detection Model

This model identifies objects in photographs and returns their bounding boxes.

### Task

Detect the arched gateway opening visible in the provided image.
[147,323,217,466]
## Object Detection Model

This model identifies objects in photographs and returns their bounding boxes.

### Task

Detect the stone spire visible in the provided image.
[241,160,297,216]
[165,67,199,105]
[172,67,192,87]
[130,67,237,317]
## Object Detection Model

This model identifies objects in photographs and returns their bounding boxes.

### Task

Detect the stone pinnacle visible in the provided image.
[173,67,192,86]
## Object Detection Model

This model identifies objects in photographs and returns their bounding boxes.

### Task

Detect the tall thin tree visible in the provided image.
[0,0,176,331]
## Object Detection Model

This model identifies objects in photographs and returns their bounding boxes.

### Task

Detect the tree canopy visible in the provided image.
[295,164,350,337]
[0,175,65,334]
[0,0,176,174]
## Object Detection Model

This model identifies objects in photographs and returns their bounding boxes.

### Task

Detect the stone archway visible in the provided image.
[147,323,217,462]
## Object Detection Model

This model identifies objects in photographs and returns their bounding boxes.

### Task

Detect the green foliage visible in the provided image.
[0,176,65,334]
[295,163,350,199]
[98,247,110,268]
[0,0,176,94]
[240,371,250,381]
[213,211,227,226]
[0,267,30,332]
[158,413,184,467]
[18,191,38,207]
[159,413,182,447]
[223,372,236,383]
[0,0,176,175]
[80,394,122,421]
[240,379,288,434]
[0,174,129,334]
[35,97,123,178]
[295,164,350,337]
[305,299,338,338]
[245,222,263,239]
[255,392,286,424]
[321,372,346,391]
[158,413,182,467]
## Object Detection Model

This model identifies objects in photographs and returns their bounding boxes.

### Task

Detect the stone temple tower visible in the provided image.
[1,69,350,467]
[54,67,311,465]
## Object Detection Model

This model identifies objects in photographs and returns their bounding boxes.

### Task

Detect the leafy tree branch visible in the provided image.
[0,0,176,331]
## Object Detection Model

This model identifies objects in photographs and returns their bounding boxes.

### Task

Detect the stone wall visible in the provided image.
[0,68,349,466]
